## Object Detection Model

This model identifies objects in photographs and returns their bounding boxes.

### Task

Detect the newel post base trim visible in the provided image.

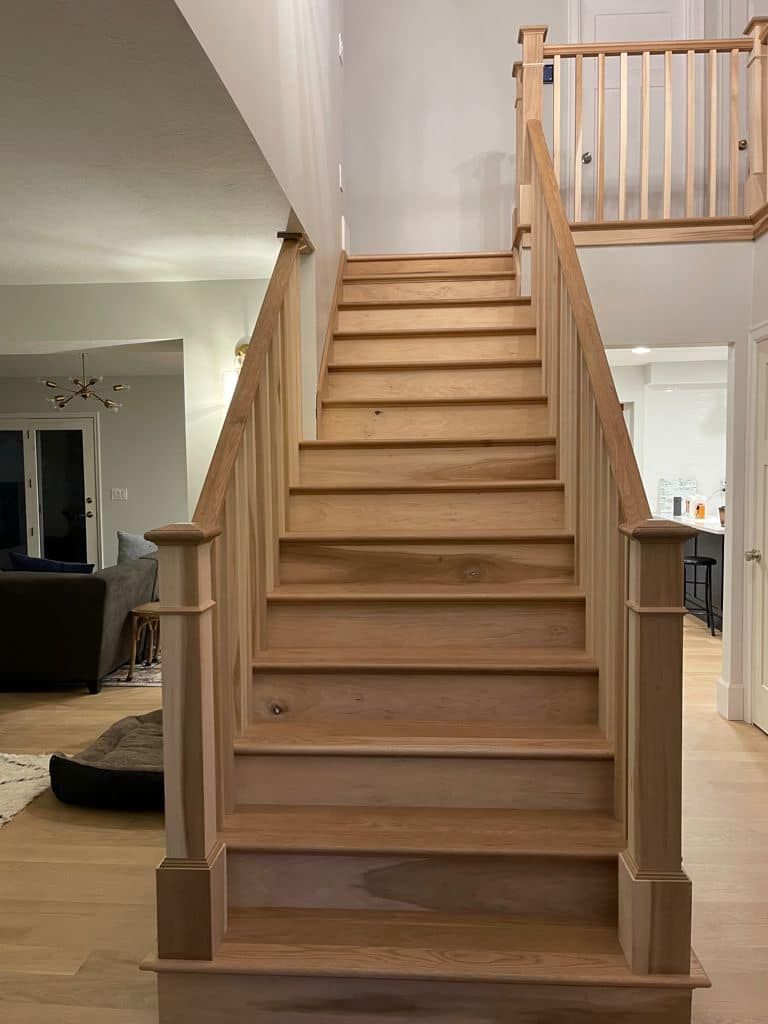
[156,840,227,960]
[618,851,692,975]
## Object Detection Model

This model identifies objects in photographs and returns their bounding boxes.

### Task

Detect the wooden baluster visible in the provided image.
[730,48,741,215]
[619,52,628,219]
[664,50,673,218]
[744,18,768,214]
[574,53,584,221]
[145,525,226,962]
[596,53,606,220]
[281,259,303,488]
[553,54,561,185]
[517,26,548,227]
[640,51,650,219]
[620,522,696,974]
[686,49,696,216]
[708,49,718,216]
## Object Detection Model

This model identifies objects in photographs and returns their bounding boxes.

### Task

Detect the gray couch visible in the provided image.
[0,556,157,694]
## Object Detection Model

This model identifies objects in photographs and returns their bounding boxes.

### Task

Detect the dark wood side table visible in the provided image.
[127,602,161,682]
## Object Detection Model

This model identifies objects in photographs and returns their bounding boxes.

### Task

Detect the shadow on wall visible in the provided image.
[455,151,515,252]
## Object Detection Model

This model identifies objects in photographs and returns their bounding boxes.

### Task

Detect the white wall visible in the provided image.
[0,279,270,509]
[343,0,569,254]
[174,0,344,359]
[0,375,188,566]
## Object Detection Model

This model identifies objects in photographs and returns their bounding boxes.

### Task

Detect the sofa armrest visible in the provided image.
[96,557,158,679]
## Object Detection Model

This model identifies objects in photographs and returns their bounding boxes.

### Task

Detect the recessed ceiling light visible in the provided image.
[631,346,651,355]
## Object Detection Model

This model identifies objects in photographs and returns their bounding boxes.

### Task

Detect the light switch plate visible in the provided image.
[111,487,128,501]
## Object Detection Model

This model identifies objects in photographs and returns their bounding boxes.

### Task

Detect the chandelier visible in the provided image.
[39,352,130,412]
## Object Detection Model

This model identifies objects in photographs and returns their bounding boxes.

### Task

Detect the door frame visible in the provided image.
[0,412,103,569]
[743,321,768,727]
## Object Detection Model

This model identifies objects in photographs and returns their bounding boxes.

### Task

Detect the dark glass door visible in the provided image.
[0,430,27,569]
[35,429,87,563]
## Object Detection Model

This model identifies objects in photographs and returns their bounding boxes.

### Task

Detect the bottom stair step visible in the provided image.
[150,910,709,1024]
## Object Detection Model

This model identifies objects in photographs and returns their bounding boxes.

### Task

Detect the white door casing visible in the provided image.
[748,337,768,733]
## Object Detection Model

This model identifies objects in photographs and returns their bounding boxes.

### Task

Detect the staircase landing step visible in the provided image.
[223,806,623,857]
[234,722,611,760]
[148,908,709,989]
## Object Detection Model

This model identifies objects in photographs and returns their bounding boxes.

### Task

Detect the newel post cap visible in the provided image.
[744,16,768,38]
[518,25,549,44]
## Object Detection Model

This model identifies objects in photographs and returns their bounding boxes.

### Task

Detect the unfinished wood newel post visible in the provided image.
[744,18,768,214]
[619,519,696,974]
[517,26,548,229]
[144,523,226,962]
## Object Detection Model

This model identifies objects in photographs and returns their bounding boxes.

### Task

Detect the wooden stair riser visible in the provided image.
[234,753,612,809]
[332,332,538,365]
[320,400,549,440]
[251,670,600,725]
[299,441,557,485]
[288,488,564,533]
[337,301,534,336]
[296,442,557,485]
[342,276,517,303]
[266,598,585,651]
[325,365,542,402]
[227,851,617,922]
[157,974,694,1024]
[278,540,575,586]
[345,255,517,276]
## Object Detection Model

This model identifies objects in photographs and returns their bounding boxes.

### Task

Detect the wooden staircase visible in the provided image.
[145,128,707,1022]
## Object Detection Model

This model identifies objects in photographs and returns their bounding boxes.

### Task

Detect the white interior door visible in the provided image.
[750,342,768,734]
[0,416,100,568]
[577,0,703,220]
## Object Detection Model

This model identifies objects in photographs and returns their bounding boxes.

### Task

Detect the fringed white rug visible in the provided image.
[0,753,51,828]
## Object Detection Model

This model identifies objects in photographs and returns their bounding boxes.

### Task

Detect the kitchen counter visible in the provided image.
[656,513,725,536]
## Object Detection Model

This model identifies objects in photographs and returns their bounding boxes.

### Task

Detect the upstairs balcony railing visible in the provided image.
[515,19,768,234]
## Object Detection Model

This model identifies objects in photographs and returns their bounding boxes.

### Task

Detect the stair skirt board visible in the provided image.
[251,669,599,724]
[156,972,695,1024]
[226,850,618,920]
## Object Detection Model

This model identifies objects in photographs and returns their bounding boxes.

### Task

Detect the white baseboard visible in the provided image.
[716,676,745,720]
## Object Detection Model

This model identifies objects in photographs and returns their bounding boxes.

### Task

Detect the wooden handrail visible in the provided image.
[526,119,651,528]
[544,37,751,58]
[191,236,302,534]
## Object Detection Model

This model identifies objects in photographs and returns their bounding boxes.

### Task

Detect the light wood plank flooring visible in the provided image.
[0,625,765,1022]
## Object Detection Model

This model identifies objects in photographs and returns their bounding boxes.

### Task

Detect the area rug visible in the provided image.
[102,661,162,687]
[0,752,51,828]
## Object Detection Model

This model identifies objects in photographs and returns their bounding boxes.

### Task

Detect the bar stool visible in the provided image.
[683,555,716,636]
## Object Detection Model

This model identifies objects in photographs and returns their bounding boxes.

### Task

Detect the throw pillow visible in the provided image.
[117,530,158,563]
[9,551,94,574]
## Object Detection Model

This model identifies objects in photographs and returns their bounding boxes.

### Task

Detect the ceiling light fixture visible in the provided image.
[38,352,130,413]
[631,346,652,355]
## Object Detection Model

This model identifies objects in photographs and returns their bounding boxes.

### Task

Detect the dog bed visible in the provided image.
[50,709,164,810]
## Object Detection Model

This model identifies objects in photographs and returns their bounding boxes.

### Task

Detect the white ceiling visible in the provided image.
[0,0,290,285]
[607,345,729,366]
[0,340,183,377]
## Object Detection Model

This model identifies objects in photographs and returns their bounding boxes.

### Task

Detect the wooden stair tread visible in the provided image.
[338,297,530,309]
[321,395,548,407]
[334,327,536,339]
[267,582,583,602]
[281,530,574,543]
[150,908,708,988]
[234,721,611,759]
[252,649,599,672]
[328,358,541,371]
[223,806,623,856]
[290,480,563,495]
[300,436,556,449]
[343,270,517,282]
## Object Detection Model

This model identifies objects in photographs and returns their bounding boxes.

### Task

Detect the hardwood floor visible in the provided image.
[0,687,162,1023]
[683,616,768,1024]
[0,628,764,1021]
